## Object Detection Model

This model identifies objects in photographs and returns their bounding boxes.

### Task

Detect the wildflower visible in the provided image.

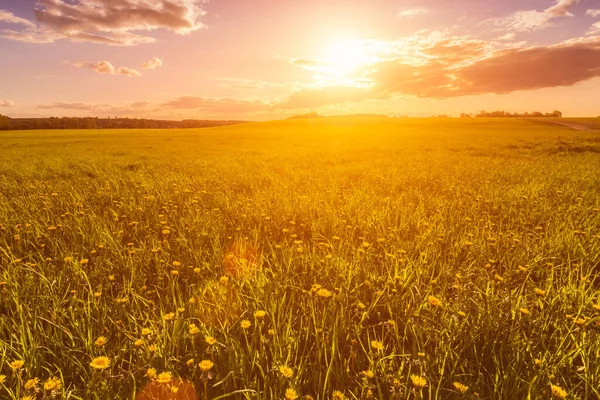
[95,336,107,346]
[534,288,546,297]
[205,336,217,345]
[535,359,542,366]
[134,339,145,347]
[80,259,89,265]
[550,384,568,399]
[0,375,5,384]
[20,396,35,400]
[186,359,195,367]
[240,320,251,329]
[198,360,214,373]
[171,386,179,394]
[188,324,200,335]
[148,344,158,352]
[170,270,179,276]
[362,370,375,379]
[44,376,62,392]
[254,310,267,319]
[163,312,175,321]
[494,274,505,282]
[417,352,425,358]
[457,311,467,318]
[268,329,275,335]
[428,295,442,308]
[24,377,39,390]
[108,275,115,281]
[172,261,181,267]
[453,382,469,393]
[279,365,294,379]
[317,288,332,298]
[410,375,427,389]
[90,356,110,370]
[10,360,25,370]
[219,276,229,285]
[592,303,600,311]
[146,368,157,378]
[177,307,185,313]
[371,340,384,352]
[141,328,152,336]
[519,308,530,315]
[156,372,172,384]
[285,388,299,400]
[332,390,345,399]
[193,267,201,274]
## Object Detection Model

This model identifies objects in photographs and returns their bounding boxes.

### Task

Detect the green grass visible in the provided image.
[0,117,599,399]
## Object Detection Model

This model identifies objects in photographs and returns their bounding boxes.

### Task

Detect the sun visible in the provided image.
[322,39,375,78]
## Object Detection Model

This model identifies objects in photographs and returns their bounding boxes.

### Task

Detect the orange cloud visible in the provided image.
[71,61,141,77]
[0,100,16,107]
[141,57,163,70]
[162,96,272,114]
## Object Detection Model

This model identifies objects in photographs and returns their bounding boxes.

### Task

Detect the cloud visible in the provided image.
[497,32,516,41]
[36,102,100,111]
[588,22,600,35]
[367,35,600,99]
[494,0,580,32]
[0,9,36,27]
[0,100,16,107]
[141,57,163,70]
[70,60,142,76]
[279,86,383,109]
[398,8,430,18]
[162,96,272,114]
[588,9,600,18]
[1,0,206,46]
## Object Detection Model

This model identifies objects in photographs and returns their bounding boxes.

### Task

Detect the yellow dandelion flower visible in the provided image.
[148,344,158,352]
[428,296,442,308]
[186,358,195,367]
[80,259,89,265]
[268,329,275,335]
[519,308,530,315]
[108,275,115,281]
[172,261,181,267]
[535,359,542,366]
[188,323,200,335]
[24,377,39,390]
[285,388,299,400]
[240,320,251,329]
[0,375,5,384]
[155,372,172,384]
[20,396,35,400]
[317,288,332,298]
[362,370,375,379]
[170,270,179,276]
[146,368,157,378]
[332,390,345,400]
[171,386,179,394]
[198,360,214,373]
[418,352,425,357]
[370,340,384,352]
[592,303,600,311]
[550,384,567,399]
[141,328,152,336]
[177,307,185,313]
[10,360,25,370]
[534,288,546,297]
[410,375,427,389]
[90,356,110,370]
[279,365,294,379]
[163,312,175,321]
[457,311,467,318]
[134,339,145,347]
[205,335,217,345]
[44,376,61,391]
[453,382,469,393]
[219,276,229,285]
[95,336,107,346]
[254,310,267,319]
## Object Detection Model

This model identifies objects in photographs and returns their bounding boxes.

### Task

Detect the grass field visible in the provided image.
[1,117,600,400]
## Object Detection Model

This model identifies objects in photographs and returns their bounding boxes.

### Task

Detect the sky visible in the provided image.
[1,0,600,119]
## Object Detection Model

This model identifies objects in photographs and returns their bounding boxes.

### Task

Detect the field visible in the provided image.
[1,117,600,400]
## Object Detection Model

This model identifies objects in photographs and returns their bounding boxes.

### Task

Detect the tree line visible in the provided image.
[0,115,246,131]
[461,110,563,118]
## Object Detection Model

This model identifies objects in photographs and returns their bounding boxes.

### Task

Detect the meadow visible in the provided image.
[0,117,599,400]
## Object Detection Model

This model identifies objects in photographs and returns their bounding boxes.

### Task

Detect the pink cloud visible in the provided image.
[494,0,580,32]
[0,100,16,107]
[141,57,163,70]
[1,0,206,46]
[0,10,36,27]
